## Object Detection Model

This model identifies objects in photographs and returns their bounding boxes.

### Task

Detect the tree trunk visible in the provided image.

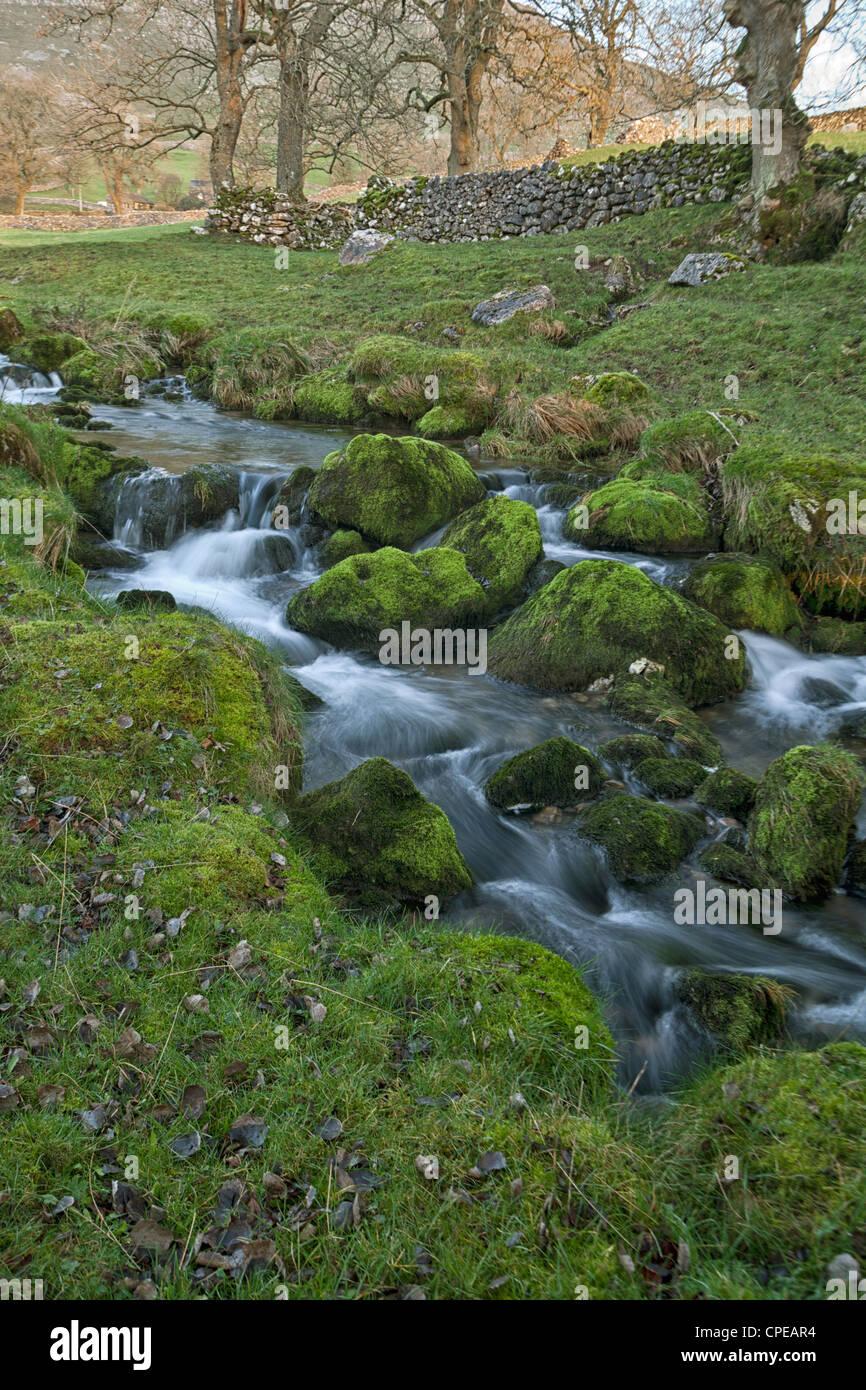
[447,78,479,175]
[276,39,308,201]
[210,98,245,189]
[724,0,809,197]
[14,185,26,215]
[209,0,250,190]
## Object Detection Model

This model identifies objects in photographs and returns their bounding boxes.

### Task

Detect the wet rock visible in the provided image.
[470,285,554,326]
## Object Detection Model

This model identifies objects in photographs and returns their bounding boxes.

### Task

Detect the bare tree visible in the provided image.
[0,70,68,214]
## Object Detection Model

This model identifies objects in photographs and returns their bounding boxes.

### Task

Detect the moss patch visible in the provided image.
[578,793,705,884]
[484,736,606,812]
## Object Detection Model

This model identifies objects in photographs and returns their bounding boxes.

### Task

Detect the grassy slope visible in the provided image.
[1,200,864,452]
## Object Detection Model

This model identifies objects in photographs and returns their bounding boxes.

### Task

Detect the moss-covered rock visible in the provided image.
[577,793,705,883]
[661,1043,866,1284]
[684,554,802,634]
[635,756,706,799]
[320,528,372,567]
[291,757,471,908]
[607,673,724,764]
[568,474,717,553]
[0,308,24,352]
[19,332,88,374]
[582,372,652,410]
[100,463,240,547]
[805,615,866,655]
[635,411,736,473]
[306,433,485,549]
[484,736,606,812]
[676,970,790,1053]
[488,560,745,706]
[0,610,304,805]
[721,438,866,618]
[439,495,542,613]
[115,588,177,612]
[416,404,479,438]
[696,766,758,820]
[286,545,486,652]
[598,733,668,769]
[350,334,493,428]
[0,417,41,473]
[748,744,864,901]
[69,532,142,571]
[293,370,366,425]
[699,842,764,888]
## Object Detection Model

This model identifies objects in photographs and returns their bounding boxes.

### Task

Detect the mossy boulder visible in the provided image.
[696,766,758,820]
[286,545,486,652]
[272,465,315,527]
[320,528,372,567]
[293,370,366,425]
[69,532,142,571]
[676,970,790,1054]
[684,554,802,634]
[291,757,471,909]
[115,588,177,612]
[599,733,668,769]
[805,615,866,656]
[0,417,41,473]
[350,334,493,428]
[416,404,479,438]
[582,372,652,410]
[749,744,864,901]
[635,411,736,473]
[721,438,866,618]
[578,793,705,883]
[484,736,606,813]
[699,842,764,889]
[487,560,745,706]
[607,673,724,764]
[0,610,304,805]
[439,494,542,613]
[568,474,717,553]
[661,1043,866,1284]
[634,757,706,799]
[19,332,88,374]
[99,463,240,547]
[306,433,485,549]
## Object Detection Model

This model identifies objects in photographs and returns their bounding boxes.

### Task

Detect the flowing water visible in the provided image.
[5,361,865,1089]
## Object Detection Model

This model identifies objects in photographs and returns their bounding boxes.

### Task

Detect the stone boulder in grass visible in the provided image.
[286,545,486,652]
[291,758,471,909]
[748,744,864,902]
[484,736,606,813]
[439,494,542,614]
[306,433,484,549]
[487,559,745,707]
[577,793,705,884]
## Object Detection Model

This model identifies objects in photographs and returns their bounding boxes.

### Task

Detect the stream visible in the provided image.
[5,363,866,1089]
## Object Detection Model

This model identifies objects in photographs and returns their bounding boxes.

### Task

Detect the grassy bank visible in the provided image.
[1,195,864,454]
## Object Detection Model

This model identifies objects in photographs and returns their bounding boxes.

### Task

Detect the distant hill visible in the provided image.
[0,0,74,71]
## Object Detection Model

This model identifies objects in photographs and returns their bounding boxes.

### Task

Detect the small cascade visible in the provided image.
[113,469,182,549]
[0,353,63,405]
[741,631,866,740]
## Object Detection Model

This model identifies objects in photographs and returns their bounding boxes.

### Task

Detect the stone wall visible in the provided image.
[204,143,757,249]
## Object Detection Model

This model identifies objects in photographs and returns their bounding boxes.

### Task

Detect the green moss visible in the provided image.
[484,736,606,812]
[307,433,485,549]
[636,411,736,472]
[660,1044,866,1283]
[805,615,866,655]
[675,971,791,1054]
[748,744,864,901]
[291,757,471,908]
[320,528,372,567]
[19,332,88,374]
[416,404,478,438]
[286,545,486,652]
[607,674,724,764]
[684,554,803,634]
[0,610,304,805]
[439,495,542,613]
[699,842,763,889]
[696,766,758,820]
[293,369,366,425]
[721,437,866,618]
[350,334,493,427]
[598,733,668,768]
[0,306,24,351]
[569,474,717,553]
[487,560,745,707]
[578,792,705,883]
[582,372,652,409]
[634,756,706,799]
